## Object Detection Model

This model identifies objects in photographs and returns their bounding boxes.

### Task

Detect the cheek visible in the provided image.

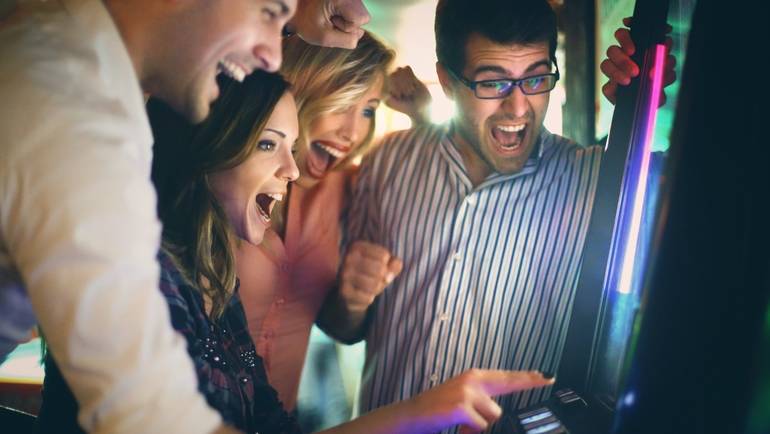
[531,94,550,121]
[355,119,373,147]
[213,162,266,200]
[307,116,333,139]
[461,100,495,130]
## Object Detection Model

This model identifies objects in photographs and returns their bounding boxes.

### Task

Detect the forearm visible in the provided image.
[316,288,371,344]
[319,400,418,434]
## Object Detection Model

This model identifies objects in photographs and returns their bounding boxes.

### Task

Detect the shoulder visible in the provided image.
[365,123,446,173]
[156,250,209,332]
[157,251,194,304]
[0,0,150,164]
[376,123,446,153]
[542,131,603,166]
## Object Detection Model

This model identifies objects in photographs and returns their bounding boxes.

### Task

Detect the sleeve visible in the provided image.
[158,274,246,429]
[0,108,223,433]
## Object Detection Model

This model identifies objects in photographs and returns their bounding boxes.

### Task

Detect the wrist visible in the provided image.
[344,304,371,321]
[382,399,422,434]
[410,109,431,126]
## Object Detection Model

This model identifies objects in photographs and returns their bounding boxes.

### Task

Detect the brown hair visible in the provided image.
[150,71,291,318]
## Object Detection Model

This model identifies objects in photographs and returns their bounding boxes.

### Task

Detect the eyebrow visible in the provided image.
[472,60,552,78]
[264,128,286,138]
[269,0,290,15]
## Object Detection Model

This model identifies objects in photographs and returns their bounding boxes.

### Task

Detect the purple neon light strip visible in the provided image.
[617,44,667,294]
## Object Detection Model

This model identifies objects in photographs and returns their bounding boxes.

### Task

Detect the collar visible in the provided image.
[440,123,554,188]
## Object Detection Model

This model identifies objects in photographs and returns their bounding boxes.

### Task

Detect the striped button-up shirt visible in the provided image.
[347,123,602,428]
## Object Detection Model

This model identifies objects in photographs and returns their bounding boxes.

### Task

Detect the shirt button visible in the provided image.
[430,373,439,383]
[466,195,476,206]
[439,313,449,321]
[276,298,285,305]
[452,252,462,262]
[240,377,249,384]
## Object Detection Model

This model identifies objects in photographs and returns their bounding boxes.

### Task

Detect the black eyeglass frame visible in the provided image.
[446,59,561,99]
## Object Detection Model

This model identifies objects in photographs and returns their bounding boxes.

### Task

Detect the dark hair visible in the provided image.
[149,71,291,318]
[435,0,558,74]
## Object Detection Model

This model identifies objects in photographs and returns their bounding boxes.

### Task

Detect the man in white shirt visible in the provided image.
[0,0,370,432]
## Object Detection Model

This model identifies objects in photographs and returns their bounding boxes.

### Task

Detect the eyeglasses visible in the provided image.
[447,62,560,99]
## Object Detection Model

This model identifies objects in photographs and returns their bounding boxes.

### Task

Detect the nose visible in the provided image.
[253,25,283,72]
[502,85,529,119]
[277,147,299,182]
[338,109,363,145]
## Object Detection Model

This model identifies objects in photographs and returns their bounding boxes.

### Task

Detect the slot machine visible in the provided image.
[507,0,770,433]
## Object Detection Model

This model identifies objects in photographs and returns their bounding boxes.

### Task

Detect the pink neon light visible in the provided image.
[618,44,667,294]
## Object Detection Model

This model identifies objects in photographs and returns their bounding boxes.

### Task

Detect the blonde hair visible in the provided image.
[280,31,395,167]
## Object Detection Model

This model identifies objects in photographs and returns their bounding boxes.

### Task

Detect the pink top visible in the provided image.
[236,170,351,411]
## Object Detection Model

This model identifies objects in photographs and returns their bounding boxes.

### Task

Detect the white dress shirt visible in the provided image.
[348,124,602,433]
[0,0,222,432]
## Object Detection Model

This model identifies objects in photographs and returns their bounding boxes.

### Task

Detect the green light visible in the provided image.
[746,303,770,433]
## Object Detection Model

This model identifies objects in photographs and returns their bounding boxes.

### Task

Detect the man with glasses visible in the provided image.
[318,0,666,431]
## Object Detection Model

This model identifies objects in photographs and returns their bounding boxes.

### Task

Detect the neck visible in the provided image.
[450,129,491,188]
[103,0,154,89]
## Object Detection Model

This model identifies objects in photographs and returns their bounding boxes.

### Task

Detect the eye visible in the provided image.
[479,80,511,93]
[262,7,278,21]
[282,23,295,37]
[363,107,377,119]
[478,81,500,89]
[523,76,545,91]
[257,139,276,152]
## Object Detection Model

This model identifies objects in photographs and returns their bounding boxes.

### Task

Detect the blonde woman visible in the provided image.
[235,32,422,412]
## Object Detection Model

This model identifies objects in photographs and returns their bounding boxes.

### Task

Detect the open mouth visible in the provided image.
[491,123,527,153]
[217,59,247,82]
[306,142,348,179]
[255,193,283,223]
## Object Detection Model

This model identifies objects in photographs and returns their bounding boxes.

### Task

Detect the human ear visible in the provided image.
[435,62,455,101]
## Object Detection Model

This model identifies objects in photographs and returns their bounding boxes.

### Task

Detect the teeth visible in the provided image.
[496,124,526,133]
[267,193,283,202]
[218,59,246,82]
[314,142,346,159]
[257,205,271,221]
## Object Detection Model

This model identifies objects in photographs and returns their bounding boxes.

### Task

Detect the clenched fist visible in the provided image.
[339,241,403,313]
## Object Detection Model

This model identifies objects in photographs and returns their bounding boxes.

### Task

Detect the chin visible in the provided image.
[184,100,211,125]
[295,175,320,190]
[237,223,267,247]
[242,233,265,247]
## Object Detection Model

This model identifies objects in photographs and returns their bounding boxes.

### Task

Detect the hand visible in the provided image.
[601,17,677,107]
[291,0,370,49]
[339,241,403,313]
[385,66,432,125]
[406,370,555,434]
